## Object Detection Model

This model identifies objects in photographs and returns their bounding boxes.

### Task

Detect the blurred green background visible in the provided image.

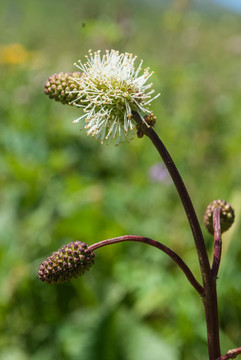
[0,0,241,359]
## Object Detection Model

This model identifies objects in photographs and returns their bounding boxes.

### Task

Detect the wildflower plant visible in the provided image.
[41,49,241,360]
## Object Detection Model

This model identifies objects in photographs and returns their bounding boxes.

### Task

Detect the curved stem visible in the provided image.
[89,235,204,296]
[212,207,222,278]
[134,112,210,280]
[133,113,221,359]
[217,348,241,360]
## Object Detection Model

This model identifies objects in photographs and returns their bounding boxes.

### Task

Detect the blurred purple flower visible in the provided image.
[148,163,172,185]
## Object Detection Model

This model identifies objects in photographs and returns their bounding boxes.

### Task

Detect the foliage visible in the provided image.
[0,1,241,359]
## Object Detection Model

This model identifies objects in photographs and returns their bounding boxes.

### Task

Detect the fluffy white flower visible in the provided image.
[70,49,160,145]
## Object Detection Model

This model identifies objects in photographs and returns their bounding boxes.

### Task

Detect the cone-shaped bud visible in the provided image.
[44,72,82,105]
[38,241,95,284]
[204,199,235,234]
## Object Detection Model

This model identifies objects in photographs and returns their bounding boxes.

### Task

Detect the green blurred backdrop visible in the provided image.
[0,0,241,359]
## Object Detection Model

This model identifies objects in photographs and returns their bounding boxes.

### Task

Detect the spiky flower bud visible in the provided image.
[38,241,95,284]
[44,72,82,105]
[204,199,235,234]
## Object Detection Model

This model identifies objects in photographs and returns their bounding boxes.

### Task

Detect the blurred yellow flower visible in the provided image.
[0,43,30,65]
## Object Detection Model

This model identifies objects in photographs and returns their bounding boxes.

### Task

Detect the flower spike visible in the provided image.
[38,241,95,284]
[44,72,82,105]
[44,50,160,145]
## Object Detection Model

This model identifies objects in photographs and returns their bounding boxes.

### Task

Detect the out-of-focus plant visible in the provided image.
[40,49,239,360]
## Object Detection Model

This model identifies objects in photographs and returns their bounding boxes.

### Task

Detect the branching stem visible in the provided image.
[89,235,204,295]
[133,112,221,359]
[217,348,241,360]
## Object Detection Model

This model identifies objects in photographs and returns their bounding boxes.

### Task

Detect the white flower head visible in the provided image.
[71,49,160,145]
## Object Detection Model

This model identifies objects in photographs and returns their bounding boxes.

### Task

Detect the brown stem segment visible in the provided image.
[217,348,241,360]
[134,113,210,280]
[88,235,204,296]
[203,281,221,360]
[133,113,221,359]
[212,207,222,278]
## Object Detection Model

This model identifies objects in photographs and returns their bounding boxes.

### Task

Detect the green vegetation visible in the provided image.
[0,1,241,359]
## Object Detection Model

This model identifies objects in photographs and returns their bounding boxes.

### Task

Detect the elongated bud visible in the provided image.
[38,241,95,284]
[44,72,82,105]
[204,199,235,234]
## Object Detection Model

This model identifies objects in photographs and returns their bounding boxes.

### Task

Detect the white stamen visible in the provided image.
[70,49,160,144]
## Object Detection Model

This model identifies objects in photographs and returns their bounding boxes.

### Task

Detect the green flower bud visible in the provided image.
[44,72,82,105]
[38,241,95,284]
[204,199,235,234]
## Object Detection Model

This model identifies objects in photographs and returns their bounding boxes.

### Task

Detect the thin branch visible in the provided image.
[216,348,241,360]
[133,112,211,284]
[212,207,222,278]
[88,235,204,296]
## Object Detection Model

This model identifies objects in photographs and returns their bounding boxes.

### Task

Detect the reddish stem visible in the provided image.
[133,113,221,359]
[212,207,222,278]
[217,348,241,360]
[134,113,210,281]
[88,235,204,296]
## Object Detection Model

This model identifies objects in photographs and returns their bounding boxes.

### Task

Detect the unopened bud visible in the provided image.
[144,112,156,127]
[204,199,235,234]
[44,72,82,105]
[136,112,157,138]
[38,241,95,284]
